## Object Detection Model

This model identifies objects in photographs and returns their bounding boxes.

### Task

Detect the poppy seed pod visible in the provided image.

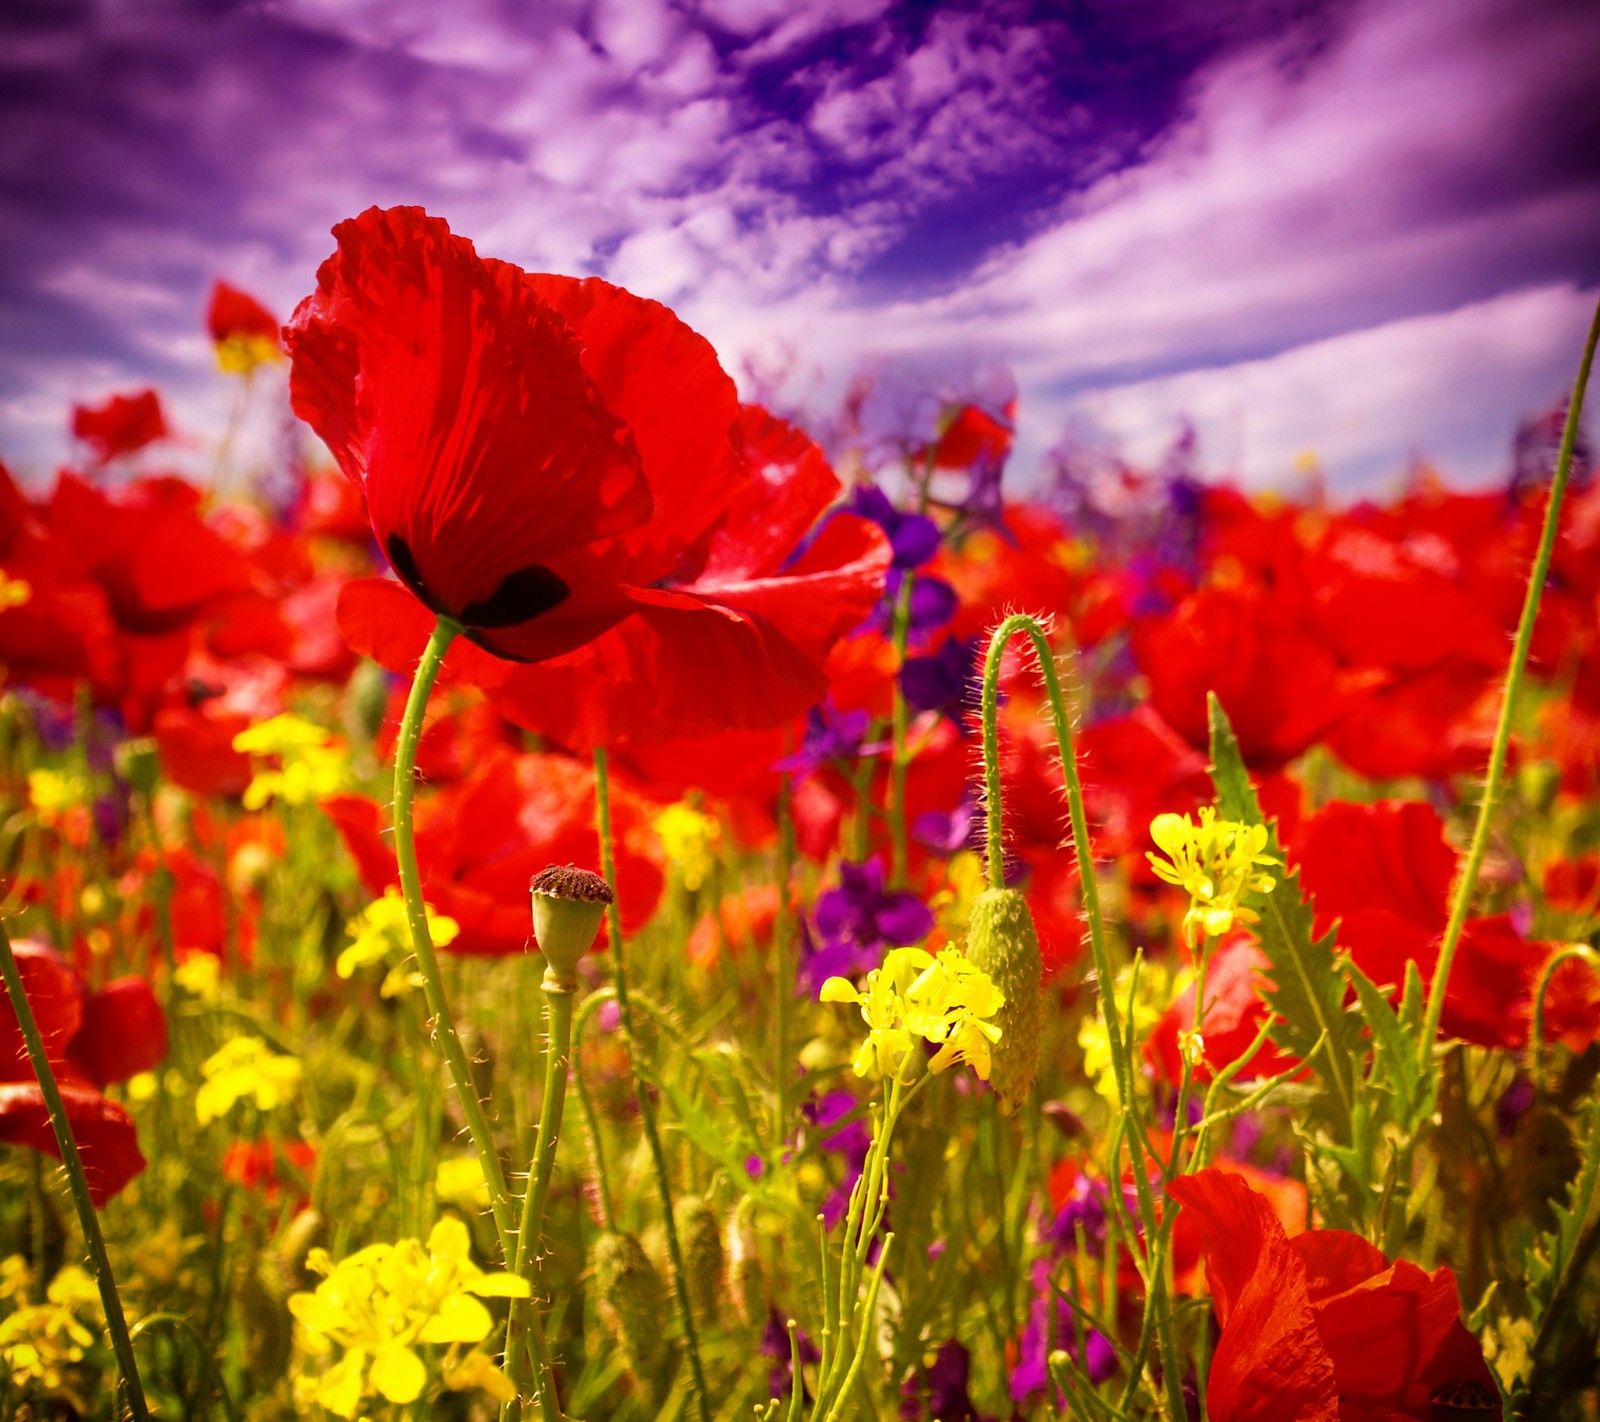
[963,886,1043,1116]
[529,865,613,988]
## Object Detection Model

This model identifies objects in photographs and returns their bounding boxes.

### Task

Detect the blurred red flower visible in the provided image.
[207,280,283,373]
[1,939,164,1205]
[325,747,664,956]
[71,389,168,461]
[1293,800,1548,1048]
[1169,1168,1495,1422]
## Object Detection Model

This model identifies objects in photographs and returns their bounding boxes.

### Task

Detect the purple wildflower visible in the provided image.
[801,857,934,990]
[900,1340,994,1422]
[851,486,941,570]
[1010,1260,1116,1406]
[775,702,880,781]
[900,634,979,732]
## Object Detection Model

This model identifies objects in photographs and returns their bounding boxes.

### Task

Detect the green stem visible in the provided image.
[507,980,575,1419]
[888,574,915,887]
[979,613,1182,1419]
[774,773,797,1151]
[571,996,617,1231]
[392,618,517,1255]
[592,747,711,1422]
[0,915,151,1422]
[1419,295,1600,1058]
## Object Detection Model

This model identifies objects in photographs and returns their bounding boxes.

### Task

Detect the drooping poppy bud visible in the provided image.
[529,865,613,988]
[592,1230,668,1394]
[675,1194,724,1324]
[963,887,1042,1116]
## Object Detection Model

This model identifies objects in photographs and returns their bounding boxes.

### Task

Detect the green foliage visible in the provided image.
[1206,694,1363,1142]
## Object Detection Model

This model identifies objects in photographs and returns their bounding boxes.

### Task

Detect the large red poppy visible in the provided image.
[493,405,889,748]
[1,939,164,1205]
[289,205,760,668]
[1169,1169,1496,1421]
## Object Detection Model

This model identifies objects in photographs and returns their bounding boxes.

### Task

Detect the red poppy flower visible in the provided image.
[71,389,169,461]
[1169,1168,1496,1422]
[1147,931,1302,1087]
[325,747,664,956]
[207,280,283,372]
[290,205,758,668]
[687,884,781,968]
[1132,582,1366,769]
[493,406,889,748]
[0,939,160,1205]
[1293,800,1549,1048]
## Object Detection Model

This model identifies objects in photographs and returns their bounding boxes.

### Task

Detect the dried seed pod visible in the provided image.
[675,1194,724,1324]
[593,1230,668,1393]
[963,886,1043,1116]
[530,864,613,986]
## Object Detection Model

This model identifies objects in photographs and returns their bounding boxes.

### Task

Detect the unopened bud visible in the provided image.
[114,738,161,799]
[675,1194,724,1324]
[963,887,1043,1116]
[530,865,613,987]
[592,1230,668,1394]
[727,1201,766,1328]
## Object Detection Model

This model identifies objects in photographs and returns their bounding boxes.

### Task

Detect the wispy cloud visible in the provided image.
[0,0,1594,494]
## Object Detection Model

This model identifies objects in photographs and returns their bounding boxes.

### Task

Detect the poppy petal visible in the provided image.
[0,1081,146,1206]
[334,578,513,690]
[72,978,168,1089]
[286,206,651,621]
[1167,1169,1340,1422]
[528,273,746,585]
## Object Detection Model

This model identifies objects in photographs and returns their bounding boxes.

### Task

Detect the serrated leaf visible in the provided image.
[1207,693,1362,1141]
[1345,959,1433,1133]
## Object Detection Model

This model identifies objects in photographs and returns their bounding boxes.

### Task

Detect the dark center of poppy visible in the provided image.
[1428,1379,1500,1419]
[387,533,569,629]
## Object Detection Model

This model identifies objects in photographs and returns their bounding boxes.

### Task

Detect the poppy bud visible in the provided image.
[529,865,613,989]
[592,1229,668,1393]
[114,737,161,799]
[727,1200,765,1328]
[675,1194,724,1323]
[963,887,1043,1116]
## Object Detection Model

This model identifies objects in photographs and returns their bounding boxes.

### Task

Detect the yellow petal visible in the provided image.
[418,1292,493,1345]
[370,1344,427,1403]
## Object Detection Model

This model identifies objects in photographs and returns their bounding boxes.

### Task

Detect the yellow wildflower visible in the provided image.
[174,952,222,1002]
[654,803,721,892]
[1147,807,1277,947]
[27,768,88,826]
[929,850,985,937]
[0,1265,101,1399]
[434,1156,490,1212]
[1077,962,1174,1105]
[0,569,31,608]
[195,1037,303,1125]
[233,713,351,810]
[822,946,1004,1081]
[338,888,458,992]
[289,1217,529,1417]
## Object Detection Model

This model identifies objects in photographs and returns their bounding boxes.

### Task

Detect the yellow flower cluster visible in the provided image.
[822,946,1004,1081]
[1078,962,1175,1105]
[0,1259,100,1403]
[27,768,89,825]
[653,802,721,893]
[1147,807,1278,947]
[288,1217,529,1416]
[232,713,351,811]
[195,1036,303,1125]
[338,888,459,996]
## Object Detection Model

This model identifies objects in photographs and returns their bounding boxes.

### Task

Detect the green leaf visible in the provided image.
[1345,959,1433,1133]
[1207,693,1363,1141]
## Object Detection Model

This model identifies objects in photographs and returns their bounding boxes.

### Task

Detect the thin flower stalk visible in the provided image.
[0,915,152,1422]
[1420,294,1600,1057]
[592,745,712,1422]
[979,613,1185,1421]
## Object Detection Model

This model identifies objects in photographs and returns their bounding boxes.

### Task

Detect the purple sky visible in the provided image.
[2,0,1597,494]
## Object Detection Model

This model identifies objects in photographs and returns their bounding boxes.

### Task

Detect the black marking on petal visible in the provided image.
[385,534,445,617]
[460,563,569,628]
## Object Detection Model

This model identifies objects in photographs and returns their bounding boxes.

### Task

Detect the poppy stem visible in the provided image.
[593,746,712,1422]
[393,619,519,1252]
[506,976,575,1417]
[0,915,152,1422]
[888,573,915,887]
[979,613,1186,1420]
[1418,294,1600,1061]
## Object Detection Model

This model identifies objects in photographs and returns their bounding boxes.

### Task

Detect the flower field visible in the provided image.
[1,206,1598,1421]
